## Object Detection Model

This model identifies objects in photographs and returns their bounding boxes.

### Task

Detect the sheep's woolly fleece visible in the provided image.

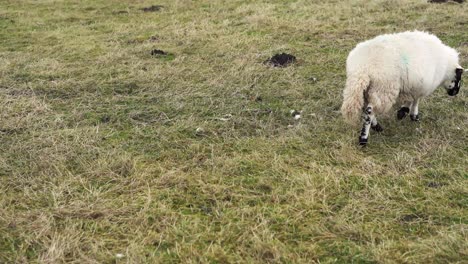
[341,31,461,125]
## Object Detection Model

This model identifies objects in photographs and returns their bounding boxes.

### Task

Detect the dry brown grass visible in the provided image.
[0,0,467,263]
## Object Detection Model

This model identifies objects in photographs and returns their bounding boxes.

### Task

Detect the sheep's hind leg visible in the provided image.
[371,115,383,132]
[410,98,420,121]
[359,105,376,146]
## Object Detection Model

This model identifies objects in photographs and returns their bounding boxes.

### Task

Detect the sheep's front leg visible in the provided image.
[410,98,420,121]
[359,105,378,146]
[397,101,411,120]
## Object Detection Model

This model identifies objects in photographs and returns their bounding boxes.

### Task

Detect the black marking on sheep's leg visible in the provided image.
[369,106,383,132]
[359,116,371,145]
[371,123,383,132]
[359,106,372,146]
[410,114,420,121]
[359,137,368,146]
[397,107,410,120]
[364,106,372,116]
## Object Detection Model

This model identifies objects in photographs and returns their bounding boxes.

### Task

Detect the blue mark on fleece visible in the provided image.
[401,54,409,66]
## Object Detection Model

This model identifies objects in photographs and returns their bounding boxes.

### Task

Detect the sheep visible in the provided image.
[341,31,465,146]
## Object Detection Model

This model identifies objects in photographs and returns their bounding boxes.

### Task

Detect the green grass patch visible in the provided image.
[0,0,467,262]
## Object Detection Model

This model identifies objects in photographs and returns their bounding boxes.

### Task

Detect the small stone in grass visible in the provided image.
[218,114,232,121]
[290,110,300,116]
[116,253,124,258]
[290,110,301,120]
[195,127,205,136]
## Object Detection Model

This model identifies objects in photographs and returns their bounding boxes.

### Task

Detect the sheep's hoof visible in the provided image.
[371,123,384,132]
[410,114,421,122]
[397,107,410,120]
[358,137,368,146]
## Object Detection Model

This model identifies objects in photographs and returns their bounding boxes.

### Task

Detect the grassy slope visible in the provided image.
[0,0,467,263]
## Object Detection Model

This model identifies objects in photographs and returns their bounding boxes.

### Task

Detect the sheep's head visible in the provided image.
[445,67,464,96]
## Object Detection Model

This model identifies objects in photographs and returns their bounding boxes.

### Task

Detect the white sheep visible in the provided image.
[341,31,465,145]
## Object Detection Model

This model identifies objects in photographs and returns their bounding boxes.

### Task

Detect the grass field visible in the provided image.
[1,0,467,263]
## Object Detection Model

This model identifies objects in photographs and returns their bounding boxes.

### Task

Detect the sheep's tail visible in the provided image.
[340,71,370,125]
